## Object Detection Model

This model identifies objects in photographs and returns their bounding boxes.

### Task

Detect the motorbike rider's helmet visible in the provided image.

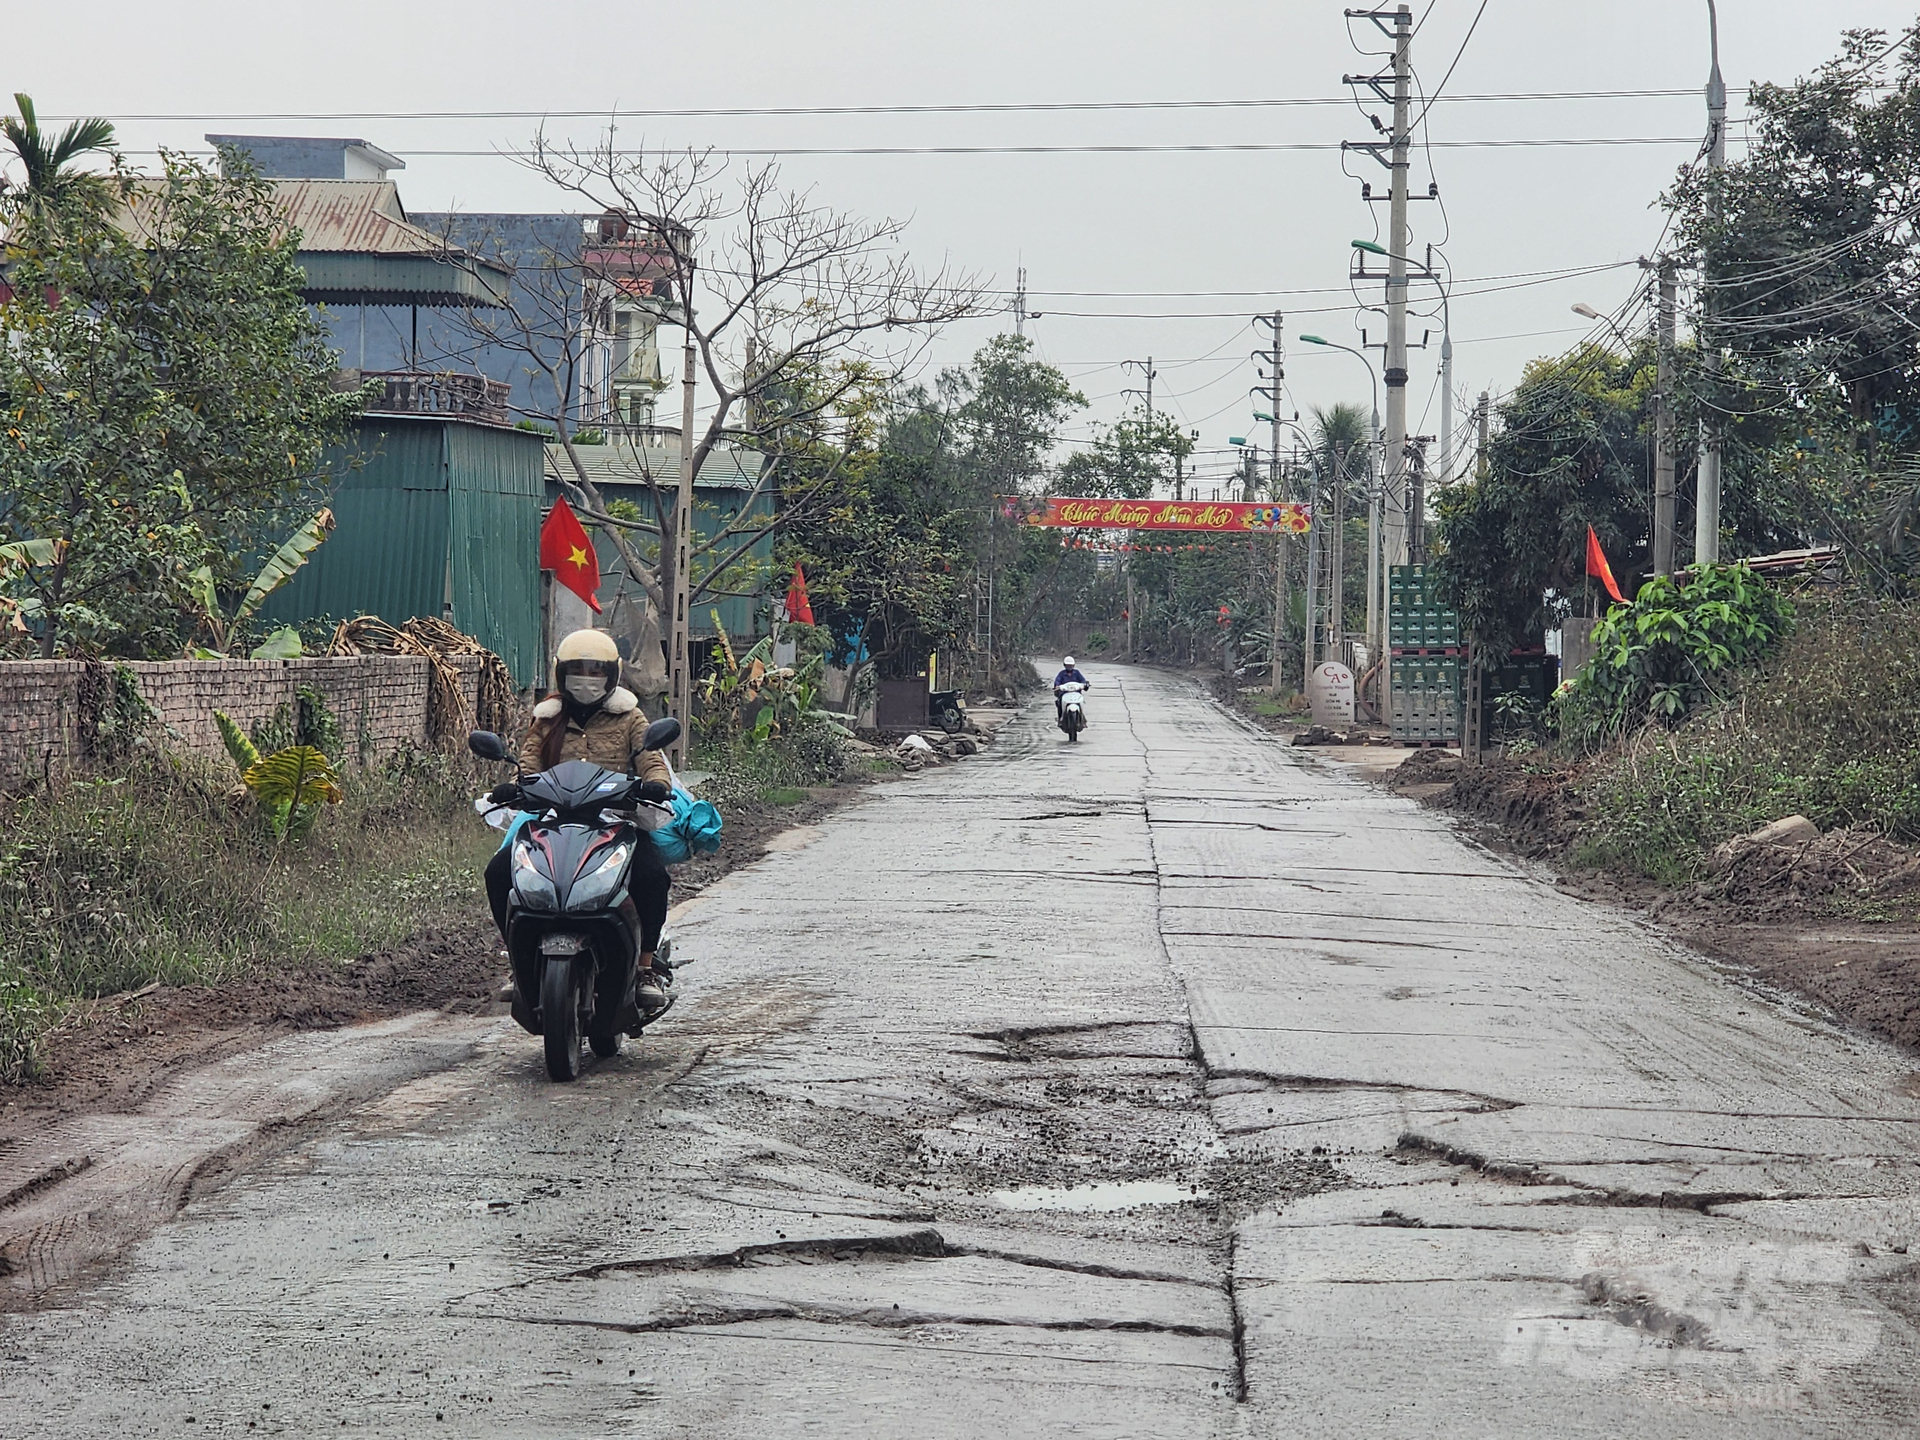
[1063,655,1077,668]
[554,628,622,710]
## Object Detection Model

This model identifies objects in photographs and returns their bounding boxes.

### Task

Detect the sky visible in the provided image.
[11,0,1916,495]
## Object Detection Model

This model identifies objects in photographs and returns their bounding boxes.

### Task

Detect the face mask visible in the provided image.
[564,675,610,706]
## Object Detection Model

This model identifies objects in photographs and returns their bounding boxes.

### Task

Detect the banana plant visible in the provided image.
[0,538,61,634]
[214,709,343,841]
[187,509,334,659]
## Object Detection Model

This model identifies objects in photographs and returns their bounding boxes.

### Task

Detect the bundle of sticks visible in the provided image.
[327,615,520,743]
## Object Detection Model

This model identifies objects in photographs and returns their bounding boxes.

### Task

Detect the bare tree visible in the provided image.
[433,136,987,631]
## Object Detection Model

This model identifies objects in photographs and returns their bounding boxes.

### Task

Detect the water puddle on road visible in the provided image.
[989,1179,1210,1212]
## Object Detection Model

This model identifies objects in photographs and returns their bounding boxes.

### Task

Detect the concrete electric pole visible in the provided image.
[1253,312,1287,690]
[1695,0,1728,565]
[1476,391,1490,478]
[1121,357,1158,428]
[1382,4,1414,571]
[1654,259,1678,578]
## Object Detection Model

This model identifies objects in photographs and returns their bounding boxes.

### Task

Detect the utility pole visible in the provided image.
[1013,266,1028,340]
[1121,356,1157,428]
[1654,259,1678,578]
[1438,329,1454,486]
[1476,390,1490,478]
[1303,447,1320,690]
[666,238,698,770]
[1329,446,1346,656]
[1254,312,1287,691]
[1696,0,1728,565]
[1380,5,1414,571]
[1407,436,1432,563]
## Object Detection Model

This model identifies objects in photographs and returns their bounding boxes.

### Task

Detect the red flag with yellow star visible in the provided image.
[539,496,602,612]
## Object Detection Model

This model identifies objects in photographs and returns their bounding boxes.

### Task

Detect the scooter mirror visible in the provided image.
[641,716,682,752]
[467,729,510,762]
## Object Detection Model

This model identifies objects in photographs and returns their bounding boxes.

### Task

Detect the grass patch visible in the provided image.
[1570,595,1920,881]
[694,715,849,812]
[1248,696,1287,718]
[0,746,495,1084]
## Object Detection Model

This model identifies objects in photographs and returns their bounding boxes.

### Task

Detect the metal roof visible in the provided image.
[545,441,766,492]
[117,178,511,306]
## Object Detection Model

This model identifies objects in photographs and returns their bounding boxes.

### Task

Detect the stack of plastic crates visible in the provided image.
[1387,564,1463,747]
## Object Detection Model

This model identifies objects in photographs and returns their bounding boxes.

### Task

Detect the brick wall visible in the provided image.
[0,654,493,790]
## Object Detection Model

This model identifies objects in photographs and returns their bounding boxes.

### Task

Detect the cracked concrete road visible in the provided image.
[3,664,1919,1436]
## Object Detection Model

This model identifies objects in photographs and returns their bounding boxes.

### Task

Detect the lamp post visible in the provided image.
[1300,333,1384,678]
[1572,302,1636,351]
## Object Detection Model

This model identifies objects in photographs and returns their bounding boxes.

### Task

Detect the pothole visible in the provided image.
[990,1179,1213,1212]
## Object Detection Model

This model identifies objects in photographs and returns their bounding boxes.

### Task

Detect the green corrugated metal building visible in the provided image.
[264,415,547,684]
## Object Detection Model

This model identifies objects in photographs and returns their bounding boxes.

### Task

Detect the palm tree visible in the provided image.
[0,94,118,224]
[1309,402,1374,646]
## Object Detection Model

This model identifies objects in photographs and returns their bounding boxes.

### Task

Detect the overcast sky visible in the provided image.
[12,1,1915,492]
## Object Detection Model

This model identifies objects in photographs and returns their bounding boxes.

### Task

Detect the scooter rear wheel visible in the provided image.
[542,958,584,1081]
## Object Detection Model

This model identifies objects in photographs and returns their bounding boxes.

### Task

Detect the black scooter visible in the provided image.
[469,718,680,1081]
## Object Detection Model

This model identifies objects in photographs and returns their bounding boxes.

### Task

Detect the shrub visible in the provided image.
[1556,562,1793,745]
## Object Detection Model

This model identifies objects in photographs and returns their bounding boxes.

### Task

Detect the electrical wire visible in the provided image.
[47,89,1778,125]
[1412,0,1491,130]
[120,136,1720,161]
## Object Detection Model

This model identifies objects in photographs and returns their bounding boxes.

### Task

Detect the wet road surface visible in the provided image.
[3,665,1918,1435]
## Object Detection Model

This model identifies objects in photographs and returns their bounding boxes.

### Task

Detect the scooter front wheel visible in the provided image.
[542,958,584,1081]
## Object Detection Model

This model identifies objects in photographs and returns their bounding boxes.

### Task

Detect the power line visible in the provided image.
[52,89,1786,125]
[1412,0,1491,129]
[119,136,1720,161]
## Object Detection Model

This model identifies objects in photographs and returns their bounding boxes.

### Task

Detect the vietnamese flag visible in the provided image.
[1585,524,1626,605]
[784,564,815,625]
[540,496,602,612]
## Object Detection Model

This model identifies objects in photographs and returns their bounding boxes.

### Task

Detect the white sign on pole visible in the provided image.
[1309,661,1355,727]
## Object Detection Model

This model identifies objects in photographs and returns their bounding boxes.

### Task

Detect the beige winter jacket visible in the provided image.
[518,686,672,785]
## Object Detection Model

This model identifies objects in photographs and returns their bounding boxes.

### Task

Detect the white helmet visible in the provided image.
[554,628,622,706]
[1063,655,1077,667]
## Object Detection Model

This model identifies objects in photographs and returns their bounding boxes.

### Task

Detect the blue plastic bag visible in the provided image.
[650,788,724,865]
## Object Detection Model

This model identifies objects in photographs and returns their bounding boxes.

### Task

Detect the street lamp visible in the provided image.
[1572,302,1637,352]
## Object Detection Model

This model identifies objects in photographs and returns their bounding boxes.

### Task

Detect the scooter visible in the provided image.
[1056,681,1088,742]
[468,717,681,1081]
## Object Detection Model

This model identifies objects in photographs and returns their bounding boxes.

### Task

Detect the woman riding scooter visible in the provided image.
[484,628,677,1009]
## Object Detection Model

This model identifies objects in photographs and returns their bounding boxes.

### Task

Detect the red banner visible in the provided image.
[1011,496,1311,533]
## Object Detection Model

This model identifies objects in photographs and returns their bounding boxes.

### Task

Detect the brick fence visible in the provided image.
[0,655,494,790]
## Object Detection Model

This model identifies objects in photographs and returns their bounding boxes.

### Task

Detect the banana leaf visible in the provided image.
[214,710,260,773]
[243,745,342,811]
[0,538,61,569]
[248,625,303,660]
[185,564,219,620]
[235,508,334,623]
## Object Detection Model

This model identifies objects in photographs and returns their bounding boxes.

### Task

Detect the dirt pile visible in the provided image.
[1693,825,1920,921]
[1429,754,1585,857]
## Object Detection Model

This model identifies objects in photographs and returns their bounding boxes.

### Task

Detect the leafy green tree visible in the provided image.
[1665,23,1920,572]
[1431,344,1657,654]
[1058,411,1193,500]
[0,150,364,657]
[785,391,976,682]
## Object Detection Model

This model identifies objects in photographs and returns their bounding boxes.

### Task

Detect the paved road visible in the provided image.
[4,665,1918,1436]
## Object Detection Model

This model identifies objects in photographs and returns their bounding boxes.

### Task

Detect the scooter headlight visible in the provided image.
[511,841,558,911]
[568,843,630,911]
